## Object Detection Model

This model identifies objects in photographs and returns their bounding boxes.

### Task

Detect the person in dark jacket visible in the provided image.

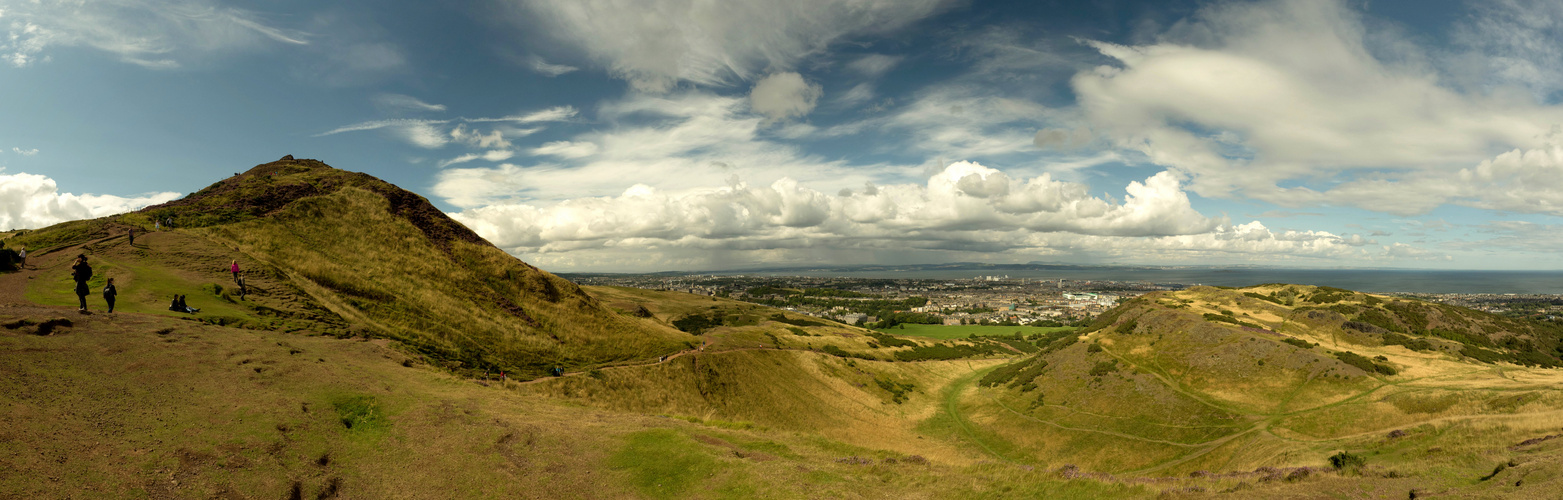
[128,229,135,246]
[70,255,92,312]
[103,278,117,313]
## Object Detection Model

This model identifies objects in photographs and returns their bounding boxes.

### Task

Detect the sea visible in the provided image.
[726,267,1563,295]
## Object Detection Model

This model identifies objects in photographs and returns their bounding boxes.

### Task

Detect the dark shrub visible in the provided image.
[1329,451,1366,470]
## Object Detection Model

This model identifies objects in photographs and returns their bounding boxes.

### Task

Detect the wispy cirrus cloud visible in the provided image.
[315,106,577,149]
[527,55,578,76]
[514,0,951,91]
[372,93,446,113]
[1,0,310,68]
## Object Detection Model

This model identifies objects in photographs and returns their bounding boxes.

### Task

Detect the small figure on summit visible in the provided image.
[70,254,92,313]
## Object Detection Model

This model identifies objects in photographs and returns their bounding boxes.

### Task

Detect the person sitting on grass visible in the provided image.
[168,294,199,314]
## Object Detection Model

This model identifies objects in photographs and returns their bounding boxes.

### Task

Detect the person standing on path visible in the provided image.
[16,247,24,269]
[128,228,134,246]
[70,254,92,312]
[230,259,240,283]
[103,278,117,313]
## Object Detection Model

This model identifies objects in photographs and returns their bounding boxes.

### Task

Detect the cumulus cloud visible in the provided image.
[1456,138,1563,215]
[516,0,948,91]
[749,72,822,121]
[1,0,308,68]
[0,172,180,230]
[1070,0,1563,215]
[449,161,1223,258]
[446,162,1435,272]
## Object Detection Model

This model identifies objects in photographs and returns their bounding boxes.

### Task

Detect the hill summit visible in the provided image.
[11,156,692,378]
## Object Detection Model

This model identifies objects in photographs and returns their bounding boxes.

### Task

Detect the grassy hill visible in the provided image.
[8,157,691,379]
[959,284,1563,494]
[6,158,1563,498]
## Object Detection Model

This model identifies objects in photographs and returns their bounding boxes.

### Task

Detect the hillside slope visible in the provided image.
[9,157,691,378]
[962,284,1563,485]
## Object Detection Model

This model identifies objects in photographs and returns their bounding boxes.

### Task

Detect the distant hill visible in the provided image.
[967,284,1563,475]
[8,157,691,378]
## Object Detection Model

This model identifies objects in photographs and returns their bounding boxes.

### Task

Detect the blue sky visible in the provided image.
[4,0,1563,272]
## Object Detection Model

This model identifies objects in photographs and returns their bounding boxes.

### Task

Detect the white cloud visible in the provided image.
[531,141,598,159]
[528,55,578,76]
[1033,128,1092,150]
[1,0,309,68]
[835,82,876,108]
[395,122,449,149]
[1453,0,1563,99]
[1070,0,1563,215]
[1455,138,1563,215]
[436,149,515,168]
[0,172,180,230]
[879,85,1063,159]
[845,53,903,77]
[449,125,511,149]
[749,72,822,122]
[372,93,446,112]
[444,161,1441,272]
[467,106,579,123]
[516,0,949,91]
[434,92,870,207]
[10,147,38,156]
[316,106,575,149]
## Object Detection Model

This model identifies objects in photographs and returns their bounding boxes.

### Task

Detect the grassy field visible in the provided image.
[882,323,1078,340]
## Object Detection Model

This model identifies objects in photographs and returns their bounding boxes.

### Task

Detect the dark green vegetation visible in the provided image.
[7,160,1563,499]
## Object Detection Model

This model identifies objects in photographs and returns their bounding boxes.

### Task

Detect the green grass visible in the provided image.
[884,324,1077,340]
[608,429,751,499]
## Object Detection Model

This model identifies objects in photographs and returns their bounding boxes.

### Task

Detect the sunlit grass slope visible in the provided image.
[0,305,1156,500]
[9,157,691,378]
[965,284,1563,488]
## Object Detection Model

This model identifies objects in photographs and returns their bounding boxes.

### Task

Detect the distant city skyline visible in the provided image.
[5,0,1563,272]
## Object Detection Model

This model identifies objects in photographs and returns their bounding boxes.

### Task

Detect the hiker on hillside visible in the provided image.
[229,260,240,283]
[155,221,160,230]
[71,255,92,312]
[103,278,117,313]
[128,228,135,246]
[236,276,247,298]
[16,247,24,269]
